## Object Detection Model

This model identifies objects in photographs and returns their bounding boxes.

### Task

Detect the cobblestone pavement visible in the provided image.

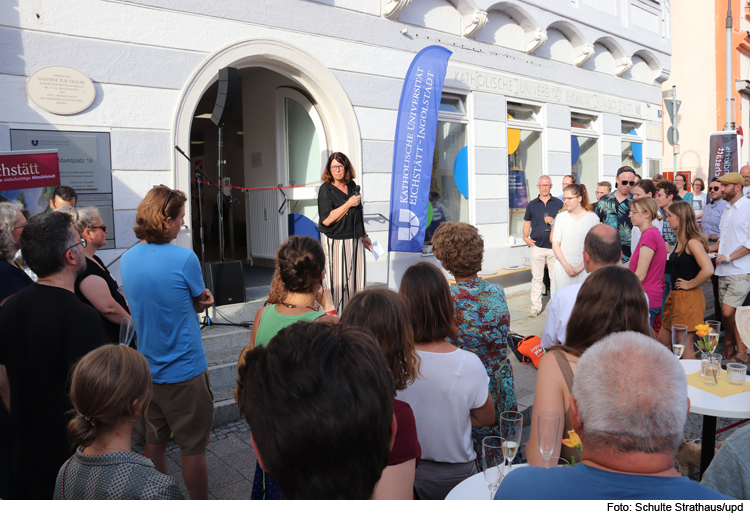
[135,283,746,498]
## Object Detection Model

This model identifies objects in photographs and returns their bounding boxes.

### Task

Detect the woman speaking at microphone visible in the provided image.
[317,152,372,312]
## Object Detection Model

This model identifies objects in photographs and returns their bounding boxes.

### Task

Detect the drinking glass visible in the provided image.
[482,436,505,500]
[704,320,721,353]
[546,457,570,468]
[537,410,560,469]
[544,214,552,232]
[727,363,747,385]
[703,354,721,386]
[671,324,688,359]
[701,352,722,380]
[500,411,523,467]
[705,321,721,352]
[119,317,136,346]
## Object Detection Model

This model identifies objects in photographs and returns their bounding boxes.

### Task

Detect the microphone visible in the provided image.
[354,185,361,196]
[175,145,186,156]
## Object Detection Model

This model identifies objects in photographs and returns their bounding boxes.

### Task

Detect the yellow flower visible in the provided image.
[695,324,710,338]
[561,430,582,448]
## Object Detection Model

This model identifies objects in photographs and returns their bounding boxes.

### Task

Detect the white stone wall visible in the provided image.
[0,0,670,284]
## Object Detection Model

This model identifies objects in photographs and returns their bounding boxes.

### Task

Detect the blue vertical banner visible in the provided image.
[388,45,452,252]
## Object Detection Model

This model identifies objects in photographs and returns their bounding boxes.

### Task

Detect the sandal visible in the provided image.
[732,354,750,365]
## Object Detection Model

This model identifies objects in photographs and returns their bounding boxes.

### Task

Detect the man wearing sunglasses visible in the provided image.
[702,179,728,321]
[0,211,108,498]
[595,166,636,264]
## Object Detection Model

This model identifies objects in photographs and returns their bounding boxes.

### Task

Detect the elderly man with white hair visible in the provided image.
[496,332,730,500]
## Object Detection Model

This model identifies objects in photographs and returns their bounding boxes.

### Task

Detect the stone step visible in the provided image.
[200,299,264,428]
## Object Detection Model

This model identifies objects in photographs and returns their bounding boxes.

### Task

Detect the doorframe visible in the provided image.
[172,37,361,250]
[275,87,330,241]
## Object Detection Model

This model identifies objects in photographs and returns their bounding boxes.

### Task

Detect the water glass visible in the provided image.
[703,354,721,386]
[537,409,561,469]
[671,324,688,359]
[701,352,722,378]
[727,363,748,385]
[482,436,505,500]
[119,317,136,346]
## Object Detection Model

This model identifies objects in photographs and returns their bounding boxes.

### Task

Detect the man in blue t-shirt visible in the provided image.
[496,332,731,500]
[121,186,214,500]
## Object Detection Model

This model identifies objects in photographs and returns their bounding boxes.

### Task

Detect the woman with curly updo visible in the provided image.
[430,222,517,465]
[54,345,184,499]
[239,235,336,499]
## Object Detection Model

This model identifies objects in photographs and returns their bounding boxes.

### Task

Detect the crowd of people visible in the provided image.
[1,165,749,501]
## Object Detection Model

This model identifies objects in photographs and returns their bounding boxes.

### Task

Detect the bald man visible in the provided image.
[540,224,622,348]
[741,165,750,199]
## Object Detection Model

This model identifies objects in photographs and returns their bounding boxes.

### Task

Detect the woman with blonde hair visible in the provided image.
[658,201,713,357]
[526,266,653,466]
[628,197,667,328]
[54,345,184,499]
[551,183,599,293]
[340,289,421,499]
[431,221,517,462]
[72,206,131,343]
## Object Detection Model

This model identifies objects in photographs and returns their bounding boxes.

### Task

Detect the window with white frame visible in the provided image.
[426,95,469,244]
[621,119,644,174]
[571,112,600,198]
[507,101,543,241]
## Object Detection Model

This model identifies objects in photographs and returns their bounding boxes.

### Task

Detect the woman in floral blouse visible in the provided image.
[431,222,517,464]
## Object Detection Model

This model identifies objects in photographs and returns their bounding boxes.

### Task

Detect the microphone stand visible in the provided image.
[175,145,250,329]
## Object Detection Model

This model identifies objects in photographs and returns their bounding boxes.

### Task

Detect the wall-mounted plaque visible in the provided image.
[26,66,96,115]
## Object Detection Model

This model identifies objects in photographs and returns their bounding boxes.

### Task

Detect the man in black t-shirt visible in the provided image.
[0,212,108,499]
[523,176,563,317]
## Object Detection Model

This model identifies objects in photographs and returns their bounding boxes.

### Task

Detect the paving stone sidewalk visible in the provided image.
[136,284,746,498]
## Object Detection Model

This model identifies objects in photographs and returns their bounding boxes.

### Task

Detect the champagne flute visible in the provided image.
[119,317,136,346]
[671,324,688,359]
[537,410,560,469]
[705,320,721,353]
[544,214,552,232]
[500,411,523,467]
[482,436,505,500]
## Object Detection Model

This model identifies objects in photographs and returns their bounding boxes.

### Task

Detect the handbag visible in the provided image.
[508,333,545,368]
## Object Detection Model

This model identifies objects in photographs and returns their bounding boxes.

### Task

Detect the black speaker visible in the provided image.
[204,260,246,306]
[210,67,239,127]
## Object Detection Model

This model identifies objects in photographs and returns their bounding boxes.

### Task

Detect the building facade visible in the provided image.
[0,0,671,287]
[663,0,750,182]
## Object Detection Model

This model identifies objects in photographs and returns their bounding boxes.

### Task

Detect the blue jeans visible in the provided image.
[649,307,661,329]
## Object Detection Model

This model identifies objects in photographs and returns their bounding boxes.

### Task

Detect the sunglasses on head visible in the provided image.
[154,185,179,216]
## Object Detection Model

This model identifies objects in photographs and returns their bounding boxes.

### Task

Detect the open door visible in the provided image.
[244,87,329,259]
[276,87,329,239]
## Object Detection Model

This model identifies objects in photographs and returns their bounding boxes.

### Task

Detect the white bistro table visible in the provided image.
[445,464,527,500]
[680,359,750,476]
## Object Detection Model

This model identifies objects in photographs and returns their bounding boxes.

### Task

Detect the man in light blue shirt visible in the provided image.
[702,179,727,321]
[496,332,731,500]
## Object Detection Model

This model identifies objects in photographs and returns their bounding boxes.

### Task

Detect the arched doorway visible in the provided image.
[171,38,362,266]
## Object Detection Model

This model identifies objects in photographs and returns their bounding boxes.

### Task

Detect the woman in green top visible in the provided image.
[249,236,338,348]
[240,235,337,499]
